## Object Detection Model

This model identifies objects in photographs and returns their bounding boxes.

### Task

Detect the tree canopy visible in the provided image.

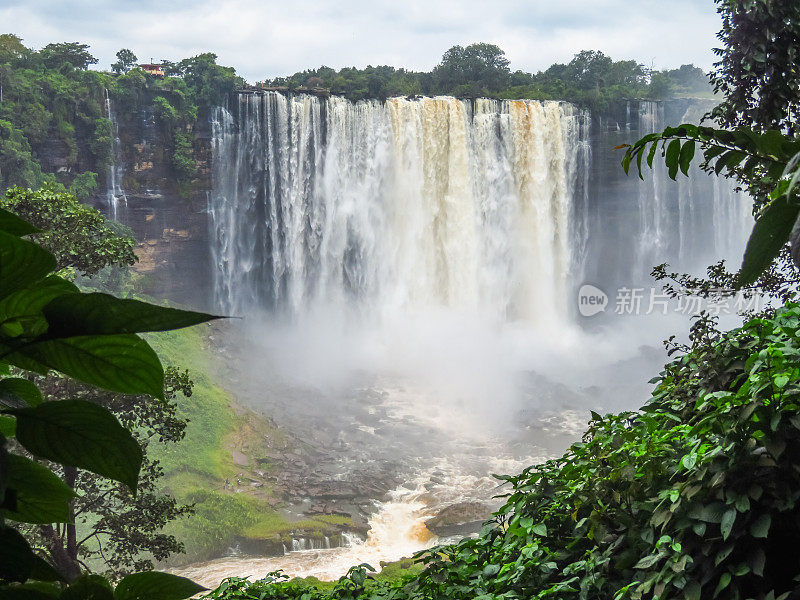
[0,186,136,277]
[111,49,137,75]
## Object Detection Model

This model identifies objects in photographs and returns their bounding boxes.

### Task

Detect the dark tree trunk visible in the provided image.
[37,466,81,581]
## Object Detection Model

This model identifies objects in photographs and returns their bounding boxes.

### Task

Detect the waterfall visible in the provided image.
[633,101,751,280]
[210,93,590,325]
[104,89,127,221]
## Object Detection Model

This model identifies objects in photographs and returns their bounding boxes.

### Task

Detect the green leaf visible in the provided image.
[684,581,701,600]
[531,523,547,536]
[114,572,208,600]
[62,574,114,600]
[29,555,65,583]
[633,554,662,569]
[682,452,697,469]
[3,454,75,524]
[0,525,36,582]
[0,208,40,237]
[679,140,695,176]
[0,232,57,300]
[715,150,745,175]
[714,572,731,596]
[0,415,15,436]
[720,508,736,541]
[0,585,60,599]
[647,140,658,168]
[8,334,165,400]
[0,276,78,327]
[0,378,43,408]
[749,548,766,577]
[738,196,800,286]
[666,139,681,180]
[10,400,143,493]
[42,293,219,337]
[750,514,771,538]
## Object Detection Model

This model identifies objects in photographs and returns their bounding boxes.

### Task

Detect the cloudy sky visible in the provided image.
[1,0,723,81]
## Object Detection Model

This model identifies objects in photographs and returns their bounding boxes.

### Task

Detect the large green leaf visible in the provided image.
[0,585,60,599]
[7,334,165,399]
[3,454,75,524]
[738,197,800,286]
[61,574,114,600]
[10,400,143,493]
[750,513,771,538]
[114,572,207,600]
[28,556,64,583]
[0,526,63,584]
[0,377,43,408]
[0,276,78,326]
[0,525,36,582]
[0,207,40,237]
[42,293,219,337]
[0,232,56,300]
[0,416,16,436]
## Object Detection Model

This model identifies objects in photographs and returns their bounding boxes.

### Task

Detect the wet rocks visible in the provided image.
[426,502,492,537]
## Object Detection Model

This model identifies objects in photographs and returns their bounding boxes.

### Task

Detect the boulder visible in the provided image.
[426,502,492,537]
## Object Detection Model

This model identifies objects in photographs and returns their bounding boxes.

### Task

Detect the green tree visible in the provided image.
[68,172,98,203]
[111,49,137,75]
[0,120,42,189]
[22,367,195,579]
[175,53,242,109]
[711,0,800,134]
[0,186,136,277]
[433,43,511,93]
[563,49,614,90]
[40,42,98,70]
[663,64,709,94]
[648,71,673,99]
[0,34,26,63]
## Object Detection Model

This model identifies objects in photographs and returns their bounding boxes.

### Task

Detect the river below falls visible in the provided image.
[170,312,672,588]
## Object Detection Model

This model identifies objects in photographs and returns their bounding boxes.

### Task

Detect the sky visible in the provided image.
[0,0,724,82]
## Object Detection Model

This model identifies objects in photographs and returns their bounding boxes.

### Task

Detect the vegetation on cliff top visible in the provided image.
[0,32,710,198]
[0,35,240,194]
[263,44,710,109]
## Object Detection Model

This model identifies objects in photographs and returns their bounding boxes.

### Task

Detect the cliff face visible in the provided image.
[93,99,215,311]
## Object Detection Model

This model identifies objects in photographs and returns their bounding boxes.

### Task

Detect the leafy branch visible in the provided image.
[617,125,800,287]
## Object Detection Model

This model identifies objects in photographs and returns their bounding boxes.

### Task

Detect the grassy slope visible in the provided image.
[145,325,353,564]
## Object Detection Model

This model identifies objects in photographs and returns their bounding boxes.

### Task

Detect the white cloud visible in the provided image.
[0,0,723,81]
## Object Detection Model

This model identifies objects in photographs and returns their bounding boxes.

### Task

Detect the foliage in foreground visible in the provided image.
[210,307,800,599]
[0,207,214,597]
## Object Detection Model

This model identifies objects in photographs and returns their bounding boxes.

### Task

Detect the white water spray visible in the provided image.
[104,89,127,220]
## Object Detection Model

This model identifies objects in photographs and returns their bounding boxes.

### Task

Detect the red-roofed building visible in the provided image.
[139,64,165,77]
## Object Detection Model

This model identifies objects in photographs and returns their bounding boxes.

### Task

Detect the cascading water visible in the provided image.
[104,89,127,221]
[632,101,751,281]
[210,93,590,328]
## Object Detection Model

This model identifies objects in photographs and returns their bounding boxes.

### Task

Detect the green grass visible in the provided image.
[242,513,353,540]
[144,324,351,565]
[146,325,238,481]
